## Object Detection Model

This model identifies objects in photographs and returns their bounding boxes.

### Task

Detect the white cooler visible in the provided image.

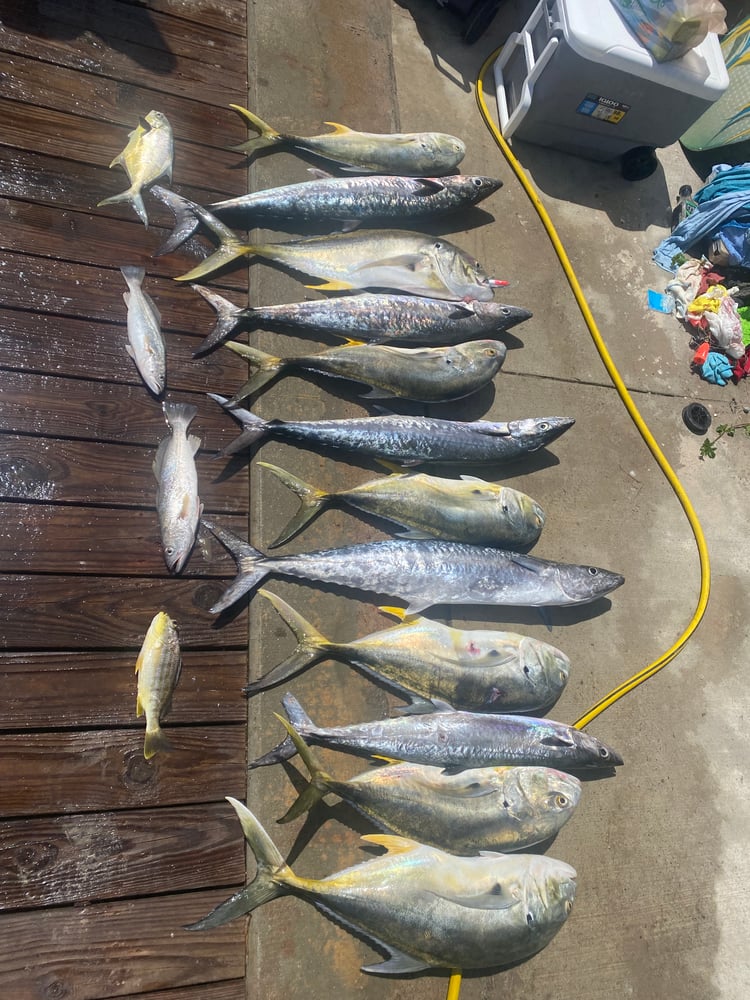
[493,0,729,164]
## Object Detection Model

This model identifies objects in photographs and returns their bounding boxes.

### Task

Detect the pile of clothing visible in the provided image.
[654,163,750,384]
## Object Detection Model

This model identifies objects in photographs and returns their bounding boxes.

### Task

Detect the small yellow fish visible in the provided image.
[135,611,181,759]
[98,110,173,227]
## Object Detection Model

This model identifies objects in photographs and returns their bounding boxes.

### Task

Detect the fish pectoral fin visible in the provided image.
[306,167,335,179]
[361,947,432,976]
[414,178,446,195]
[430,885,522,911]
[540,734,576,748]
[395,528,434,540]
[435,777,498,799]
[475,424,512,437]
[392,696,439,716]
[509,552,544,574]
[360,387,395,400]
[353,252,425,274]
[377,605,421,625]
[188,433,202,456]
[360,833,422,855]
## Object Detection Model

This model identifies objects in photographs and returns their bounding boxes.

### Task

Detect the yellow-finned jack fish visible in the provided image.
[228,104,466,176]
[187,796,578,977]
[135,611,181,759]
[98,110,173,227]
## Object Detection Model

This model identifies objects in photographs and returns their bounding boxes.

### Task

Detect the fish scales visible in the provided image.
[204,521,624,614]
[261,694,623,772]
[212,396,574,466]
[209,175,501,224]
[135,611,181,759]
[192,286,531,355]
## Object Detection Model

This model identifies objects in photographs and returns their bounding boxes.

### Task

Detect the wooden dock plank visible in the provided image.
[116,984,245,1000]
[0,310,247,392]
[0,726,247,817]
[0,574,246,650]
[0,6,246,105]
[0,649,247,729]
[0,802,245,910]
[0,504,247,576]
[0,371,242,451]
[128,0,247,36]
[0,435,245,509]
[0,890,247,1000]
[0,252,249,335]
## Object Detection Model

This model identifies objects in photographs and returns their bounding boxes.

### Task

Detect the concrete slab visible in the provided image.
[239,2,750,998]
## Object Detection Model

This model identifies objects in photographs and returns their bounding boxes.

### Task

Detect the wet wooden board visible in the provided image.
[0,0,249,996]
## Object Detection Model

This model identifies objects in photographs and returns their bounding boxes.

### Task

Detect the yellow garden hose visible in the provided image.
[443,45,712,1000]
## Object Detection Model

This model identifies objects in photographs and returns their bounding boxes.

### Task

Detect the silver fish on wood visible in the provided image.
[120,265,166,395]
[154,401,202,573]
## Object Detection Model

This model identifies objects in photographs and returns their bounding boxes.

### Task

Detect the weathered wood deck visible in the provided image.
[0,2,253,996]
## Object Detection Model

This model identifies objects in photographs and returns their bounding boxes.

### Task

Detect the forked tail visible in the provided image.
[224,343,286,402]
[97,188,149,227]
[229,104,283,155]
[257,461,330,547]
[191,285,249,355]
[185,797,292,930]
[201,518,270,613]
[275,717,333,823]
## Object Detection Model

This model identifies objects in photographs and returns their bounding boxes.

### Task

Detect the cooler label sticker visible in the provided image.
[576,93,629,125]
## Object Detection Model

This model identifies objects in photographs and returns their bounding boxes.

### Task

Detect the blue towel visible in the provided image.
[653,190,750,271]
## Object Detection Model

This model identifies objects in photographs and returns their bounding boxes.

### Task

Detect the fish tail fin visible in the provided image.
[228,104,283,155]
[163,400,198,433]
[97,188,149,227]
[207,393,270,455]
[248,691,314,768]
[223,343,285,401]
[150,184,202,254]
[191,285,249,355]
[186,796,292,930]
[143,724,173,760]
[120,264,146,290]
[201,518,270,613]
[274,717,331,823]
[242,589,331,697]
[174,242,254,283]
[257,461,330,547]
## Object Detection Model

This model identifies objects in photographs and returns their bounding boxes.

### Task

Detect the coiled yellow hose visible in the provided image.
[445,45,712,1000]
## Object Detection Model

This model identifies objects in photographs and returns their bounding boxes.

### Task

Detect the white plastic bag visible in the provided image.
[611,0,727,61]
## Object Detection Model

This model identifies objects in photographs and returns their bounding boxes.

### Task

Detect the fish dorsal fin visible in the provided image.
[460,474,490,483]
[343,336,366,346]
[322,121,355,135]
[361,834,422,854]
[377,605,417,622]
[430,699,455,713]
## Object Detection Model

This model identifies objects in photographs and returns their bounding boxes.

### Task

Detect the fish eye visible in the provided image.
[472,177,483,187]
[555,794,568,808]
[433,241,443,251]
[526,912,535,927]
[165,546,175,556]
[587,567,599,576]
[599,746,610,758]
[539,422,550,430]
[471,488,482,495]
[501,503,509,512]
[523,665,531,676]
[444,357,453,365]
[483,347,496,356]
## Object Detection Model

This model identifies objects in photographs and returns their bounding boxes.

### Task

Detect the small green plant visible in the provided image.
[699,421,750,459]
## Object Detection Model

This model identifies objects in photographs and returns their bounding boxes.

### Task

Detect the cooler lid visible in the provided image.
[556,0,729,99]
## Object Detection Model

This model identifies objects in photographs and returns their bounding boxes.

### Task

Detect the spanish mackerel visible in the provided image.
[202,519,625,615]
[208,174,502,228]
[191,285,531,355]
[224,339,506,403]
[277,721,582,854]
[229,104,467,175]
[250,692,623,772]
[209,394,574,466]
[245,591,568,714]
[151,187,499,296]
[189,798,577,976]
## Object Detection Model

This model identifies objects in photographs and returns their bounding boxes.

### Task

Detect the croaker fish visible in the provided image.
[277,719,582,855]
[244,591,569,715]
[134,611,181,759]
[188,796,578,976]
[258,464,544,548]
[250,692,623,772]
[191,285,531,355]
[202,518,625,615]
[229,104,467,175]
[120,265,166,395]
[224,339,506,404]
[208,174,502,229]
[97,110,173,226]
[151,187,499,296]
[210,394,574,466]
[154,402,202,573]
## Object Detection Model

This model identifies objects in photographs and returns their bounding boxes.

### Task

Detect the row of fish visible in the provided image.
[98,107,621,981]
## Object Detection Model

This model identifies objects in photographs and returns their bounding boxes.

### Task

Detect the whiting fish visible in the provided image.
[154,401,202,573]
[120,265,166,396]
